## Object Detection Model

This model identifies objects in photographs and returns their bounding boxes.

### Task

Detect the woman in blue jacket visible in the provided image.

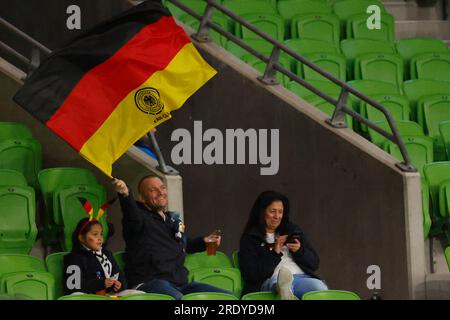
[239,190,328,300]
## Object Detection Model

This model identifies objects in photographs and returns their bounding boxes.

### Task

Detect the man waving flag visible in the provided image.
[13,0,216,177]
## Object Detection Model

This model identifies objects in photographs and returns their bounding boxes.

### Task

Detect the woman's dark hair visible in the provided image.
[71,218,102,251]
[242,190,290,236]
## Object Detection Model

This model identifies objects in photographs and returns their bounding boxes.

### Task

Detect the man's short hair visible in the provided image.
[137,175,162,195]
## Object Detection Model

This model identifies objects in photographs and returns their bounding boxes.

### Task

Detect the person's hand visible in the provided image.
[274,235,288,254]
[286,238,301,253]
[112,178,129,196]
[204,231,221,247]
[104,278,115,289]
[113,280,122,292]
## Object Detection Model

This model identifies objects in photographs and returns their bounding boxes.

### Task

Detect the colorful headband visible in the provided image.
[77,197,117,236]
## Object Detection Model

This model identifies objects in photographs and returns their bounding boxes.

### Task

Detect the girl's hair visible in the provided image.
[72,218,102,251]
[242,190,290,236]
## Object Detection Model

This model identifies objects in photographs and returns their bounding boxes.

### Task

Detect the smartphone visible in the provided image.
[286,233,301,244]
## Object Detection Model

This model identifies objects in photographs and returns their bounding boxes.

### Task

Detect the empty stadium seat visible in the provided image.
[237,13,285,41]
[241,291,281,300]
[384,136,434,175]
[403,79,450,123]
[45,252,68,299]
[302,289,360,300]
[340,39,396,79]
[395,38,449,79]
[300,53,346,82]
[354,53,404,90]
[284,39,340,72]
[439,181,450,221]
[360,94,410,133]
[3,271,55,300]
[368,120,424,148]
[290,13,340,46]
[58,294,112,300]
[287,80,341,102]
[0,138,42,190]
[245,58,289,86]
[190,267,242,297]
[410,53,450,82]
[184,251,233,273]
[332,0,385,30]
[120,293,175,300]
[0,179,37,254]
[226,39,274,59]
[181,292,238,300]
[223,0,276,16]
[346,12,395,42]
[439,121,450,160]
[423,162,450,219]
[304,97,354,128]
[0,254,46,293]
[58,184,108,251]
[38,167,98,245]
[0,122,32,141]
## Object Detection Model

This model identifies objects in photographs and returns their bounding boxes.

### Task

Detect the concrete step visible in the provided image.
[395,20,450,40]
[383,0,445,20]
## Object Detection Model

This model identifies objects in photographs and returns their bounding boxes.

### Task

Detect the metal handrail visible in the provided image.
[167,0,416,172]
[0,15,177,176]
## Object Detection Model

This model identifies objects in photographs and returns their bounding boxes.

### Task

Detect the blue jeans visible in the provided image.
[138,278,233,300]
[261,273,328,300]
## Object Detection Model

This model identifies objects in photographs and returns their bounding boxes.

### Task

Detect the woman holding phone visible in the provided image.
[238,190,328,300]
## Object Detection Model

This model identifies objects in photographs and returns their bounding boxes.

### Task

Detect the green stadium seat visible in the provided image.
[0,138,42,190]
[237,13,285,41]
[38,167,98,245]
[287,80,341,102]
[332,0,385,28]
[360,94,410,133]
[291,13,340,46]
[120,293,176,300]
[241,291,281,300]
[0,254,46,293]
[368,120,424,148]
[421,178,432,239]
[346,80,400,114]
[445,247,450,271]
[113,251,125,272]
[302,289,360,300]
[58,184,108,251]
[340,39,396,80]
[45,252,68,299]
[346,12,395,42]
[190,267,242,297]
[244,56,290,86]
[184,251,233,272]
[395,38,449,79]
[423,162,450,218]
[226,39,274,60]
[0,184,37,254]
[181,13,229,46]
[58,294,113,300]
[182,292,239,300]
[222,0,276,16]
[438,181,450,220]
[410,52,450,82]
[232,250,239,268]
[417,94,450,161]
[305,97,354,128]
[354,53,403,89]
[383,136,434,175]
[403,80,450,122]
[439,121,450,160]
[3,271,55,300]
[0,122,32,141]
[300,53,346,82]
[0,169,28,187]
[284,39,340,72]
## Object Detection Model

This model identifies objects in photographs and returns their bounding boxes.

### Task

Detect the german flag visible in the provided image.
[13,0,216,177]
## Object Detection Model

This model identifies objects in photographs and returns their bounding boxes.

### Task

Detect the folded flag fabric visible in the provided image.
[13,0,217,176]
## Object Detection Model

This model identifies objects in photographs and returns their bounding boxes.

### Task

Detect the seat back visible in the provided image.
[0,185,37,254]
[45,252,68,299]
[58,294,112,300]
[291,13,340,46]
[238,13,285,41]
[190,267,242,297]
[58,184,108,251]
[421,178,432,239]
[0,139,42,189]
[302,289,361,300]
[410,53,450,82]
[232,250,239,268]
[184,251,233,272]
[445,247,450,271]
[226,39,274,59]
[4,271,55,300]
[288,80,341,102]
[120,293,175,300]
[346,80,400,113]
[368,120,424,148]
[301,53,346,81]
[0,122,32,141]
[241,291,280,300]
[223,0,276,16]
[346,12,394,42]
[424,162,450,218]
[439,121,450,160]
[182,292,239,300]
[422,95,450,140]
[0,170,28,187]
[0,254,46,292]
[354,53,403,89]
